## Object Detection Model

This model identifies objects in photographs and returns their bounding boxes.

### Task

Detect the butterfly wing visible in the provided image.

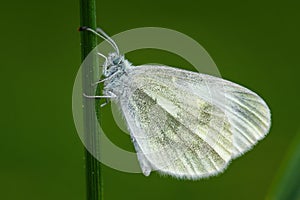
[117,65,271,179]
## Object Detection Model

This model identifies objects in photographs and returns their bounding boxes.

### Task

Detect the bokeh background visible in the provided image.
[1,0,300,199]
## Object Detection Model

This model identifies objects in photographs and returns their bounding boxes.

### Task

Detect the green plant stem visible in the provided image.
[79,0,103,200]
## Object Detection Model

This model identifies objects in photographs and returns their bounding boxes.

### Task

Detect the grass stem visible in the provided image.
[79,1,103,199]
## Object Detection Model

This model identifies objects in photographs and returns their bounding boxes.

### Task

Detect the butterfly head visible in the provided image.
[103,52,131,77]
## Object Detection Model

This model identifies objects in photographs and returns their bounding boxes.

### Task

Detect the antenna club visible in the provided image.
[78,26,88,31]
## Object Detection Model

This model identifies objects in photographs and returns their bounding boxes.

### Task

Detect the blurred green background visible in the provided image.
[1,0,300,199]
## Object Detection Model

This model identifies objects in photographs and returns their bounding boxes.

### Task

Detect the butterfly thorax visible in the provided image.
[103,52,133,98]
[103,52,132,77]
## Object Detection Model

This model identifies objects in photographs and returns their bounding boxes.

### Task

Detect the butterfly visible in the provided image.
[79,26,271,180]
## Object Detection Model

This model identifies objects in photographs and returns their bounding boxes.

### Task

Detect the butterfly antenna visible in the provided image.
[79,26,120,55]
[95,27,120,55]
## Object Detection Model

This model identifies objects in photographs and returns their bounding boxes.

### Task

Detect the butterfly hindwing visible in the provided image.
[113,65,270,179]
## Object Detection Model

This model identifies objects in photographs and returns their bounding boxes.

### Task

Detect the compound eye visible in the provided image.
[112,58,120,65]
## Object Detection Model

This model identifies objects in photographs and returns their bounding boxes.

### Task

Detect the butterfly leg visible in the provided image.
[100,98,109,107]
[91,77,108,86]
[92,71,120,86]
[83,91,116,99]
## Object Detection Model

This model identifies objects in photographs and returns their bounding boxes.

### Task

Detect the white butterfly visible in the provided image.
[81,27,271,180]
